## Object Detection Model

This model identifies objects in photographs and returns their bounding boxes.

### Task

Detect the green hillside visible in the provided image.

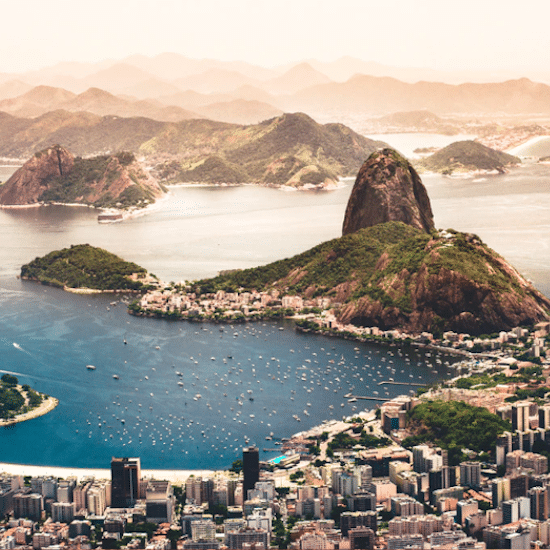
[39,151,163,208]
[403,400,511,464]
[21,244,151,291]
[193,221,550,335]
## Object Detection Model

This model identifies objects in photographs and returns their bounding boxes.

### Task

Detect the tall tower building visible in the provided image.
[459,462,481,488]
[242,447,259,499]
[512,402,530,432]
[111,457,141,508]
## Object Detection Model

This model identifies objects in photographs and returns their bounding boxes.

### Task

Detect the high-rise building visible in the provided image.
[529,486,549,521]
[491,478,511,508]
[243,447,259,499]
[459,462,481,488]
[340,511,377,537]
[502,497,530,525]
[13,493,43,521]
[512,402,530,432]
[51,502,75,523]
[456,499,478,526]
[145,480,174,524]
[111,457,141,508]
[191,519,216,542]
[349,527,375,550]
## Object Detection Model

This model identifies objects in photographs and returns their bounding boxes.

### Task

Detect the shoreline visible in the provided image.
[0,395,59,427]
[0,463,214,483]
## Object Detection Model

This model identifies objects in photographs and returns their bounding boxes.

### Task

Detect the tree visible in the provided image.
[230,459,243,473]
[1,374,18,387]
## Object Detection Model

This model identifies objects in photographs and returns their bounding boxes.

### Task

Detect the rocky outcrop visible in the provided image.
[0,145,74,205]
[342,148,434,235]
[0,146,165,208]
[337,239,550,335]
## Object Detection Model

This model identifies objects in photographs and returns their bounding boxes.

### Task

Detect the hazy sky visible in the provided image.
[4,0,550,74]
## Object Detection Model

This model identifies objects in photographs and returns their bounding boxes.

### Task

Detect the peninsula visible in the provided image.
[0,373,58,426]
[134,150,548,336]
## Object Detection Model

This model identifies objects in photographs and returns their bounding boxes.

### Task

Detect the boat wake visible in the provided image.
[0,369,23,377]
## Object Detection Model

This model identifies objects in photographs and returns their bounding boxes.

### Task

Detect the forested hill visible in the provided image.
[193,221,550,336]
[20,244,155,291]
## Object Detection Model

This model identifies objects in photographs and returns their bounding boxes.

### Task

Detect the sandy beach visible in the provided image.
[0,463,214,483]
[0,395,59,427]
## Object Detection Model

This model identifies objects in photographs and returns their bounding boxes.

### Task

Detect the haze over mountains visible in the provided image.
[2,53,550,131]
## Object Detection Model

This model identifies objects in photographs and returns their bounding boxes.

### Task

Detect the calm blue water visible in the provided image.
[0,140,549,470]
[0,277,457,469]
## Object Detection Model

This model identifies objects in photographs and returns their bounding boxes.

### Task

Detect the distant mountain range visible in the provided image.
[1,54,550,128]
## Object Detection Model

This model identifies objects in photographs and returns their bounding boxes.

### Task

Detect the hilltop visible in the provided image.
[0,145,166,208]
[145,113,386,187]
[342,149,434,235]
[194,222,550,336]
[416,140,521,174]
[20,244,155,292]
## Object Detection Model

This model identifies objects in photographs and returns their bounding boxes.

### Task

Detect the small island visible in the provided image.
[0,373,58,426]
[415,139,520,175]
[20,244,159,293]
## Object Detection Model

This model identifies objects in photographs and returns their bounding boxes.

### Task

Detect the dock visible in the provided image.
[345,395,388,402]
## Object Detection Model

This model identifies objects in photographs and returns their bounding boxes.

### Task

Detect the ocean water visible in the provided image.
[0,143,549,470]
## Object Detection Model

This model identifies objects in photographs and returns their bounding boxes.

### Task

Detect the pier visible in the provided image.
[345,395,388,402]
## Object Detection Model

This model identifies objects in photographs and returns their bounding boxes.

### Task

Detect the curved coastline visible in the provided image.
[0,394,59,427]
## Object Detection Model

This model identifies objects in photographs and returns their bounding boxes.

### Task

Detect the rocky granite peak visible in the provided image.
[0,145,74,205]
[342,148,434,236]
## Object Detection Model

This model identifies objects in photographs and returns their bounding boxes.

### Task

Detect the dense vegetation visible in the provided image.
[39,152,160,208]
[193,221,530,315]
[327,430,392,452]
[402,400,511,464]
[416,140,520,174]
[21,244,150,291]
[0,374,43,420]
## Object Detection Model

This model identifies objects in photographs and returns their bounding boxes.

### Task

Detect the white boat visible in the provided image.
[113,375,119,380]
[86,365,96,370]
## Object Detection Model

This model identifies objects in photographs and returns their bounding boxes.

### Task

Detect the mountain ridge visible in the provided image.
[0,112,383,188]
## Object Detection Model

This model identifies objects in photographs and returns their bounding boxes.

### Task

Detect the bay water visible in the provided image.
[0,136,548,470]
